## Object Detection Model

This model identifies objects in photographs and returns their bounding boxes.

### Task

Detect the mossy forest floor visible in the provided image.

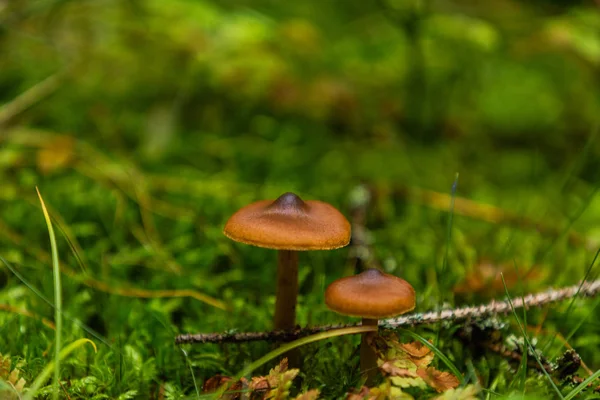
[1,1,600,399]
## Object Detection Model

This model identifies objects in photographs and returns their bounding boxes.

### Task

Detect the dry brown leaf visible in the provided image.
[346,386,371,400]
[400,341,434,368]
[250,375,272,395]
[410,353,434,368]
[246,358,299,400]
[416,367,460,393]
[202,375,233,392]
[202,375,249,399]
[248,358,289,391]
[380,361,418,378]
[0,354,27,400]
[227,379,249,400]
[400,341,432,358]
[36,135,75,174]
[453,259,545,297]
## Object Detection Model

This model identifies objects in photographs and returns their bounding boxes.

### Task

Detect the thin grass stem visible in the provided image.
[563,368,600,400]
[36,188,62,400]
[501,273,564,399]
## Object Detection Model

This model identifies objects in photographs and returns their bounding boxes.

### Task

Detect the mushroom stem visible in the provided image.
[360,318,379,384]
[274,250,299,331]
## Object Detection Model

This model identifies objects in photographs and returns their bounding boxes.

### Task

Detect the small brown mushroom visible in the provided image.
[224,192,351,331]
[325,268,415,383]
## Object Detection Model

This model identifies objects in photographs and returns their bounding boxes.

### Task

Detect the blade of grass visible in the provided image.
[563,368,600,400]
[440,173,459,281]
[181,348,201,400]
[560,297,600,362]
[233,325,376,380]
[203,326,376,398]
[436,173,459,348]
[546,246,600,357]
[559,122,598,191]
[536,183,599,268]
[512,259,528,393]
[0,303,55,329]
[0,256,112,348]
[500,273,564,399]
[23,338,97,400]
[36,187,62,400]
[397,328,464,384]
[0,72,64,125]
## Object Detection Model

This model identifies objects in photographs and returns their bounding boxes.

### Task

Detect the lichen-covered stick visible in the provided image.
[175,279,600,345]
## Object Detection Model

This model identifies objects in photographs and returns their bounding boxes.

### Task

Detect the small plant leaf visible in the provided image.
[347,381,413,400]
[371,380,413,399]
[266,366,299,399]
[23,338,97,400]
[293,389,320,400]
[0,353,28,400]
[430,384,480,399]
[206,359,300,400]
[0,354,10,377]
[390,376,428,390]
[416,367,460,393]
[380,361,418,378]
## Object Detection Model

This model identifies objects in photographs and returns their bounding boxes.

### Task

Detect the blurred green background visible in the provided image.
[1,0,600,398]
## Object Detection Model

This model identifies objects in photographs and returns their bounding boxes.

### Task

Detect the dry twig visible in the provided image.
[0,73,64,126]
[175,279,600,344]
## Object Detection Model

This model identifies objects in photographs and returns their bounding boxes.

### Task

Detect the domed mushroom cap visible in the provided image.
[325,269,415,319]
[224,192,351,251]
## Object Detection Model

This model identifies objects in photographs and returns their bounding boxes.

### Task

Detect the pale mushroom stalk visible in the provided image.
[224,192,351,331]
[274,250,299,331]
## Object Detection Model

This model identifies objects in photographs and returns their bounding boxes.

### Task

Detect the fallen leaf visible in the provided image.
[346,386,371,400]
[416,367,460,392]
[0,354,28,400]
[202,375,233,393]
[453,259,545,297]
[431,384,480,399]
[202,375,248,399]
[380,361,418,378]
[400,342,432,358]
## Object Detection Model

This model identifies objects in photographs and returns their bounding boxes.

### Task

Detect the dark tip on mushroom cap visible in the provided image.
[268,192,308,213]
[325,268,416,319]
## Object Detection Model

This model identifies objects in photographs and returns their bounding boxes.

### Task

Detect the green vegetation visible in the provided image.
[1,0,600,398]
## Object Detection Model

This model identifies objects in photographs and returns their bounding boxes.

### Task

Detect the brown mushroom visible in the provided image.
[224,192,351,331]
[325,268,415,383]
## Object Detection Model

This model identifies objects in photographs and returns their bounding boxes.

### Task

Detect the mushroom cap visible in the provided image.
[223,192,351,251]
[325,269,416,319]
